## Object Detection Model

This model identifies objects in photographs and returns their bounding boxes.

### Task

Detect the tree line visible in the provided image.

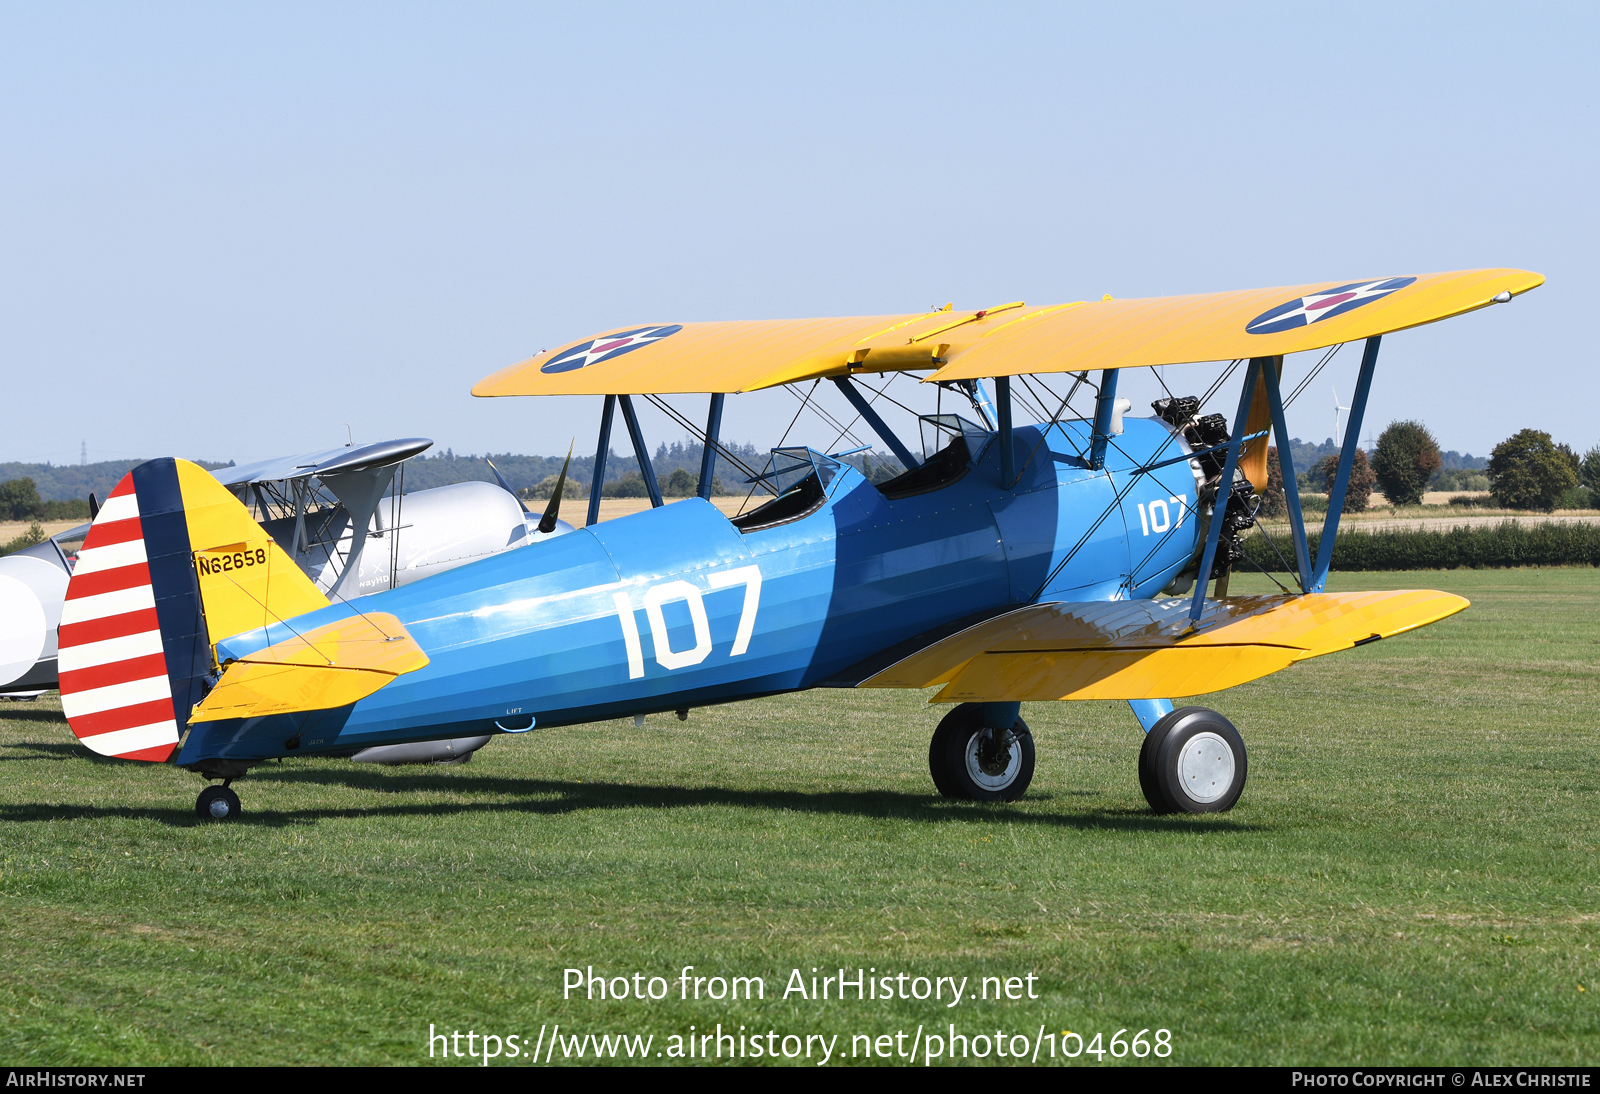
[7,424,1590,526]
[1261,423,1598,516]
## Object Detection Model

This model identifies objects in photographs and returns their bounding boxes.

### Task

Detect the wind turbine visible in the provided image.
[1332,385,1352,442]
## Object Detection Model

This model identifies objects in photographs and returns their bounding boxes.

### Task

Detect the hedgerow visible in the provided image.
[1242,519,1600,571]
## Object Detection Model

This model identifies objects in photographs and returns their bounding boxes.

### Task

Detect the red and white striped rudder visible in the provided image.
[57,473,180,762]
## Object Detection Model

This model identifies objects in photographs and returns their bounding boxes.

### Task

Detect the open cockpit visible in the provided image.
[728,413,999,534]
[872,414,993,500]
[728,447,841,532]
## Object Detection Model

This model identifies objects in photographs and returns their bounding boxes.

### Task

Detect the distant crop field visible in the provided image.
[0,568,1595,1066]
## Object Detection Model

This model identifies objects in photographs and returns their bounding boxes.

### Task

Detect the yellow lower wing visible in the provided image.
[189,612,429,723]
[860,591,1467,702]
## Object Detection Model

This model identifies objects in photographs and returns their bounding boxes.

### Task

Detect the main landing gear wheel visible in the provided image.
[929,703,1035,802]
[195,784,242,821]
[1138,706,1247,814]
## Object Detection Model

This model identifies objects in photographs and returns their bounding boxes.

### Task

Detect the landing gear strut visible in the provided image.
[196,782,242,821]
[1139,706,1247,814]
[929,702,1035,802]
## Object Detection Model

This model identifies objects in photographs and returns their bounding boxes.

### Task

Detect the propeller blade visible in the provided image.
[539,443,574,534]
[88,492,100,520]
[485,458,531,515]
[1240,357,1281,492]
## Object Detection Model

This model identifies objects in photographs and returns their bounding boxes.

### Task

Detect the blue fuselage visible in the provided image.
[183,418,1204,762]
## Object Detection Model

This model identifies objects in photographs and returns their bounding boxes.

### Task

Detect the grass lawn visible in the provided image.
[1,568,1596,1066]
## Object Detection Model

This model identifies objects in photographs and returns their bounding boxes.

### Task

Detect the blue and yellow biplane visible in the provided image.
[57,269,1542,819]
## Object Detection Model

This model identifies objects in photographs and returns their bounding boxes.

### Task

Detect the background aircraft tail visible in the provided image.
[57,458,329,761]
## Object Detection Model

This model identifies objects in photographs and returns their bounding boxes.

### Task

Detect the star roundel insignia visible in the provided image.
[540,324,684,374]
[1245,277,1417,336]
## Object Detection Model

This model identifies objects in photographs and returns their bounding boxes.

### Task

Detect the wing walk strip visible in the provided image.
[56,475,182,762]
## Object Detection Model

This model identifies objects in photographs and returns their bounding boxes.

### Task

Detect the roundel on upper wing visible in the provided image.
[1245,277,1417,336]
[540,324,684,374]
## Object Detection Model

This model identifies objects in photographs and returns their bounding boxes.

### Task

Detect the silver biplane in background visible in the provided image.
[217,437,572,600]
[1,437,575,764]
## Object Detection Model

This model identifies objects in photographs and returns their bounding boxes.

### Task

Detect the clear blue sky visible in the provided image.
[2,2,1593,468]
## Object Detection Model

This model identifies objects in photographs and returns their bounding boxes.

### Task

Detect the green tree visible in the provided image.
[1487,429,1579,511]
[1582,444,1600,491]
[523,473,588,501]
[0,478,43,521]
[1316,450,1376,513]
[601,473,650,499]
[0,522,45,556]
[1372,420,1441,507]
[1258,447,1287,518]
[662,468,697,496]
[41,498,92,520]
[858,454,905,485]
[1434,467,1489,493]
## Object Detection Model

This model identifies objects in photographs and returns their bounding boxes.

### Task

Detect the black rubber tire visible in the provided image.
[928,703,1035,802]
[1138,706,1247,814]
[195,784,242,821]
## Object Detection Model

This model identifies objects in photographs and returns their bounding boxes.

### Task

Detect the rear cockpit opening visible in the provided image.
[729,447,839,533]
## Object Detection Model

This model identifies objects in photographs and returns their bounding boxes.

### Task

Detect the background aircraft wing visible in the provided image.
[858,590,1468,702]
[217,438,432,488]
[471,268,1540,398]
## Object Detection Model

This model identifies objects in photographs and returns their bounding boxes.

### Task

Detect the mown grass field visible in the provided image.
[0,568,1596,1066]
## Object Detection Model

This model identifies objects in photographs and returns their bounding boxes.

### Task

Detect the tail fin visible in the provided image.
[58,458,329,761]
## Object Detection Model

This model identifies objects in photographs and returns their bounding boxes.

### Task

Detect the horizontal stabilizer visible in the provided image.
[859,590,1468,702]
[190,612,428,723]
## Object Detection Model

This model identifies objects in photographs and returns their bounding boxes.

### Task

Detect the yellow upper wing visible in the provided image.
[472,269,1541,397]
[473,313,941,397]
[929,268,1541,381]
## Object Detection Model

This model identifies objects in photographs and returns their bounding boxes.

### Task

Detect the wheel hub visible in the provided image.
[965,730,1020,789]
[1176,731,1235,804]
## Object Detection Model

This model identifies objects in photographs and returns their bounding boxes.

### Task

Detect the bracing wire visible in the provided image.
[782,381,870,451]
[1006,371,1092,485]
[1122,359,1248,584]
[820,373,903,459]
[1284,343,1343,410]
[846,374,928,421]
[1247,514,1297,594]
[641,394,765,483]
[1011,374,1057,423]
[736,380,819,516]
[1049,359,1245,594]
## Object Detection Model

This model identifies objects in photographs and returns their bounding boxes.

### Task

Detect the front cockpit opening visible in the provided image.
[874,414,991,500]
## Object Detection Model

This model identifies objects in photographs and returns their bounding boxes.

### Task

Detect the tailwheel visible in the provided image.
[196,784,242,821]
[929,702,1035,802]
[1139,706,1247,814]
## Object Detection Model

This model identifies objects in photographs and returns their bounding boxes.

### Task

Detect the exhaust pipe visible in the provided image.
[349,735,492,766]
